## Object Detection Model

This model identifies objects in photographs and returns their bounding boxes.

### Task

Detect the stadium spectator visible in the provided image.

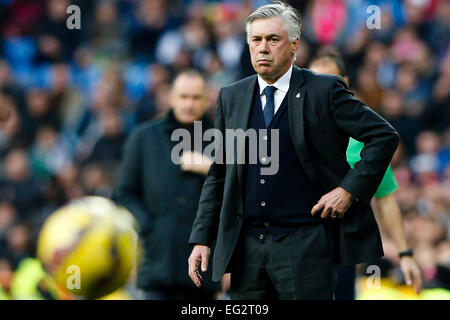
[85,110,126,165]
[0,148,46,220]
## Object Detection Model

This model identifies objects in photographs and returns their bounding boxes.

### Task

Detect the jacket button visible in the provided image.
[236,214,241,220]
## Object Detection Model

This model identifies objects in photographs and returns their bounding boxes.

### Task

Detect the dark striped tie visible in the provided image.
[263,86,276,127]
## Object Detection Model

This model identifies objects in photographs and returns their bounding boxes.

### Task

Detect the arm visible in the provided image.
[188,90,226,287]
[331,77,400,204]
[113,129,151,233]
[375,193,408,251]
[188,90,226,247]
[375,193,422,293]
[312,77,400,219]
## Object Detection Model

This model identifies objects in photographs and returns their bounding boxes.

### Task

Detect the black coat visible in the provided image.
[113,110,219,292]
[189,66,400,282]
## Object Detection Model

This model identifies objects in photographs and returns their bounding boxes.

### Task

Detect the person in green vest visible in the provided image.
[0,286,9,300]
[309,51,422,299]
[9,258,65,300]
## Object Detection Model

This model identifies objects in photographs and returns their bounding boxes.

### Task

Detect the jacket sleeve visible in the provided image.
[113,128,151,234]
[329,76,400,204]
[188,89,226,247]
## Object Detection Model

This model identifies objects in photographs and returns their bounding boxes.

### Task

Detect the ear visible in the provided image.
[291,38,300,54]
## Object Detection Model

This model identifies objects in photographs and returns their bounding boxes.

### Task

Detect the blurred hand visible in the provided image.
[311,187,354,219]
[400,256,422,294]
[188,244,210,288]
[180,151,212,175]
[216,273,231,299]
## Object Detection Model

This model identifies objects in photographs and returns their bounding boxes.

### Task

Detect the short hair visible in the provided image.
[172,69,206,87]
[309,52,347,77]
[246,1,301,44]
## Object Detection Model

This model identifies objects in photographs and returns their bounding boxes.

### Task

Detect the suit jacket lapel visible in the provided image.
[288,67,323,194]
[235,76,256,132]
[235,75,256,205]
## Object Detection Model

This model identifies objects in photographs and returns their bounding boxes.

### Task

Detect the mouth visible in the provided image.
[257,59,272,64]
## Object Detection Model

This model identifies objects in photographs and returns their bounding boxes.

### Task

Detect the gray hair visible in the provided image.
[245,1,301,44]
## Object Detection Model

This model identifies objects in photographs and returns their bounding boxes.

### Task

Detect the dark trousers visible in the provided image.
[230,223,337,300]
[335,265,356,300]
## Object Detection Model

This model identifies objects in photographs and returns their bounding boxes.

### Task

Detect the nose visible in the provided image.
[259,39,269,53]
[184,97,195,109]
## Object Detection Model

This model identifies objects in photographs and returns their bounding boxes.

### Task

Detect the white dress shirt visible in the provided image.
[257,65,293,115]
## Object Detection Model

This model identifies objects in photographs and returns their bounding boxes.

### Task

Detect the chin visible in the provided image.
[257,65,276,75]
[257,65,271,71]
[179,117,196,125]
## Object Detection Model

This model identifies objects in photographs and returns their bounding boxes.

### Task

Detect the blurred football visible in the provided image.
[37,196,139,299]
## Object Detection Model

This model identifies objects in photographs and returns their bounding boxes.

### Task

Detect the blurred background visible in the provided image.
[0,0,448,299]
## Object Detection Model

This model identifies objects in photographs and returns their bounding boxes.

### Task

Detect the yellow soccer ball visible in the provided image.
[37,196,139,299]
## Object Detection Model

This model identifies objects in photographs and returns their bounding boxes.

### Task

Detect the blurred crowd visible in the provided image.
[0,0,448,299]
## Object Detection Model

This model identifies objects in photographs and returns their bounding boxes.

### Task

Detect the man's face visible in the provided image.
[309,58,349,86]
[170,75,208,125]
[309,59,340,77]
[248,16,299,83]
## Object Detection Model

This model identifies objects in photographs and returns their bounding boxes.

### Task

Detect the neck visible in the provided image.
[260,63,292,84]
[262,76,277,85]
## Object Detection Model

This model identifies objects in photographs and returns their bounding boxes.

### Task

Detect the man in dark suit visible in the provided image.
[114,69,220,299]
[188,1,399,299]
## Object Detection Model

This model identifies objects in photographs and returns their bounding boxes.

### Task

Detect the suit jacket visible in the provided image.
[188,66,400,282]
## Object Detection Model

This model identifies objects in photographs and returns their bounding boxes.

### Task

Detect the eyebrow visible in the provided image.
[251,33,282,39]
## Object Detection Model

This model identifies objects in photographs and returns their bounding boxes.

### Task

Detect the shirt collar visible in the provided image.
[258,64,293,96]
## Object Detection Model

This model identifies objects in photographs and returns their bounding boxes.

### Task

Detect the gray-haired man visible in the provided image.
[188,1,399,299]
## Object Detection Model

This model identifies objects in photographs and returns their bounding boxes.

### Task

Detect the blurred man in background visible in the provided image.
[309,51,422,299]
[114,69,220,300]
